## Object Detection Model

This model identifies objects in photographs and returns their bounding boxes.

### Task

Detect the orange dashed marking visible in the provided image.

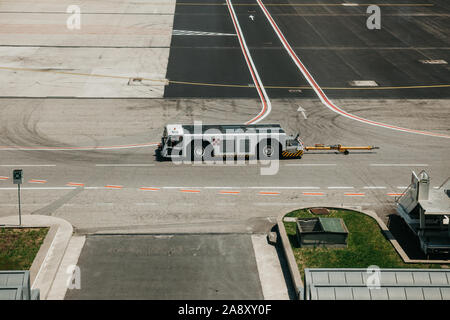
[66,182,84,187]
[219,191,241,194]
[259,192,280,195]
[29,179,47,184]
[344,193,365,196]
[105,185,123,189]
[180,189,200,193]
[0,176,9,180]
[140,187,160,191]
[303,192,325,196]
[387,193,405,196]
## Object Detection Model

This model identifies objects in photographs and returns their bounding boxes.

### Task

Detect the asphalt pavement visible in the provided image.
[165,0,450,99]
[64,234,264,299]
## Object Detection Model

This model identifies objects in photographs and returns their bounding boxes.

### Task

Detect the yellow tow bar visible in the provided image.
[305,144,379,155]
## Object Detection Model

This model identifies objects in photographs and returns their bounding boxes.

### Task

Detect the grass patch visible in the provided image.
[284,208,442,279]
[0,227,49,270]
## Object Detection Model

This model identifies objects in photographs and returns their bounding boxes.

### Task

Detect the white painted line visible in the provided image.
[256,0,450,139]
[226,0,271,124]
[419,59,447,65]
[0,164,56,167]
[135,202,157,206]
[327,186,354,189]
[285,163,336,166]
[253,202,305,206]
[349,80,378,87]
[363,186,387,189]
[247,186,320,189]
[162,186,320,190]
[173,29,236,36]
[0,143,159,151]
[370,164,428,167]
[0,203,49,207]
[341,3,359,6]
[0,187,76,190]
[203,186,235,189]
[297,106,307,119]
[397,186,409,189]
[96,164,155,167]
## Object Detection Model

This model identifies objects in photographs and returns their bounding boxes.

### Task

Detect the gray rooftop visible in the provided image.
[305,269,450,300]
[0,271,31,300]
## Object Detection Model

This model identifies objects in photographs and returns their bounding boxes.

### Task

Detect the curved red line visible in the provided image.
[226,0,268,124]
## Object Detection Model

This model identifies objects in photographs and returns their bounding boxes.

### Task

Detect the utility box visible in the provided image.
[296,217,348,248]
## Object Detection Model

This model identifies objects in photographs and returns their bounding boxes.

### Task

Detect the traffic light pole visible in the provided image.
[13,169,23,227]
[18,183,21,226]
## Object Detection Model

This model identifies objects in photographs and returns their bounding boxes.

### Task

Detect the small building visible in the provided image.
[396,171,450,255]
[296,217,348,248]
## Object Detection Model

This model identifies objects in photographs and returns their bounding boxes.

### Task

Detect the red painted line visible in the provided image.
[140,187,160,191]
[387,193,405,196]
[303,192,325,196]
[259,192,280,195]
[66,182,84,187]
[0,176,9,180]
[29,179,47,183]
[256,0,450,139]
[344,193,366,196]
[104,185,123,189]
[180,189,201,193]
[226,0,270,124]
[219,191,241,194]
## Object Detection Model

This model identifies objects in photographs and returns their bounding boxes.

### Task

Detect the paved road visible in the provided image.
[64,234,264,299]
[0,98,448,233]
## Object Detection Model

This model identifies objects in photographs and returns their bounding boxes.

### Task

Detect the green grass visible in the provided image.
[284,209,442,279]
[0,227,49,270]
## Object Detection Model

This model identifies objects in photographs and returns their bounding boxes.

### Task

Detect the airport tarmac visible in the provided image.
[0,0,449,299]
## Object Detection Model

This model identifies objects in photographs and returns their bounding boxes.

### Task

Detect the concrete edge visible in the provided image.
[47,236,86,300]
[29,224,59,284]
[0,215,74,299]
[276,215,304,300]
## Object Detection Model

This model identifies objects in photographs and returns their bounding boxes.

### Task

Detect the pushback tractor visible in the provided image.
[157,123,304,161]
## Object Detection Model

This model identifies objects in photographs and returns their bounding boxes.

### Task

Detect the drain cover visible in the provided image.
[309,208,330,215]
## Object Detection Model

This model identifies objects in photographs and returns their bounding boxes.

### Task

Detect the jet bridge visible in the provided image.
[396,171,450,257]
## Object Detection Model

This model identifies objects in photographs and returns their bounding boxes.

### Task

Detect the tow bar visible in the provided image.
[305,144,379,155]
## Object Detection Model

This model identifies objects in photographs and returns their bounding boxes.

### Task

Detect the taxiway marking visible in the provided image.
[370,163,429,167]
[96,164,155,167]
[29,179,47,184]
[256,0,450,139]
[226,0,272,124]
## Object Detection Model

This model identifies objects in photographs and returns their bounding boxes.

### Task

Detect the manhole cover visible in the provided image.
[309,208,330,215]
